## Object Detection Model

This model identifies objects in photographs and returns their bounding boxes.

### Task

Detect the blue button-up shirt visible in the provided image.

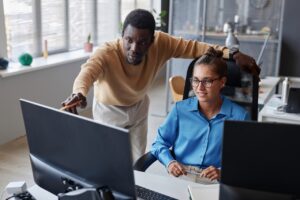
[151,96,249,168]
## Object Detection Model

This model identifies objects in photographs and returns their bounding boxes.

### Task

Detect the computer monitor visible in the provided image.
[220,120,300,200]
[286,87,300,113]
[20,99,135,199]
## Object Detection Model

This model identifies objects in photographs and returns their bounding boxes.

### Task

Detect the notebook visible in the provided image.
[188,185,219,200]
[286,87,300,113]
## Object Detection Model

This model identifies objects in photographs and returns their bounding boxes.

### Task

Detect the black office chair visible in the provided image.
[133,58,259,172]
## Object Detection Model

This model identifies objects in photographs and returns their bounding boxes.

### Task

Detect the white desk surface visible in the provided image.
[258,76,281,105]
[258,94,300,124]
[134,171,218,199]
[28,171,219,200]
[286,76,300,88]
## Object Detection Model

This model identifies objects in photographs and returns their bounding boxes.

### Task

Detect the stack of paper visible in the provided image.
[188,184,219,200]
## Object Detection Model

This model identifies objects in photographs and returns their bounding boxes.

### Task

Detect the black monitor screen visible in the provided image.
[20,99,135,198]
[286,87,300,113]
[221,120,300,198]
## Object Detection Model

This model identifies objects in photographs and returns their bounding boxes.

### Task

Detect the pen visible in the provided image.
[60,100,82,111]
[179,167,186,175]
[185,170,203,176]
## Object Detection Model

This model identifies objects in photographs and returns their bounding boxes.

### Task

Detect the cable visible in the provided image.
[257,32,271,66]
[17,191,35,200]
[5,195,16,200]
[4,191,35,200]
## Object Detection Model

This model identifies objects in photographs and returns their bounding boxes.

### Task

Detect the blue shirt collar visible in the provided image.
[187,96,200,112]
[219,97,232,117]
[188,96,232,117]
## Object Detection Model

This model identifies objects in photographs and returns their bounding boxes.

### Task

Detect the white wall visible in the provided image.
[0,59,93,145]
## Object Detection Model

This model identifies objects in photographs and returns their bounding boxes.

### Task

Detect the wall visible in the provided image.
[280,0,300,76]
[0,60,93,145]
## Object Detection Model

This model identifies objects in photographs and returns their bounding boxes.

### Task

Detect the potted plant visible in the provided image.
[84,33,93,52]
[152,9,167,31]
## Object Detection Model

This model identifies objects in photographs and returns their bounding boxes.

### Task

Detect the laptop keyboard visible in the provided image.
[135,185,177,200]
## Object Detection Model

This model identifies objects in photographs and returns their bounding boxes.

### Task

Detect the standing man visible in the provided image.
[62,9,260,162]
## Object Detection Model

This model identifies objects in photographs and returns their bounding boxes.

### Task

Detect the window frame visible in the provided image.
[0,0,8,58]
[0,0,158,60]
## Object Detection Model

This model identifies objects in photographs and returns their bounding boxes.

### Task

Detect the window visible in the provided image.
[97,0,120,44]
[1,0,160,61]
[69,0,95,50]
[3,0,37,60]
[121,0,152,22]
[41,0,67,52]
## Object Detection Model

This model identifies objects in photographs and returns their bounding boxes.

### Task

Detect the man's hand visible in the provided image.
[233,52,261,78]
[168,161,187,177]
[61,93,87,114]
[200,166,221,181]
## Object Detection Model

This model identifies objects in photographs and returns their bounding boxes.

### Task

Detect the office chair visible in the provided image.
[133,57,259,172]
[169,76,185,102]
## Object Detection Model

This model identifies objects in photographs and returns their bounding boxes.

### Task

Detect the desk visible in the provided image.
[28,171,219,200]
[258,94,300,124]
[225,76,279,107]
[287,76,300,88]
[258,76,281,105]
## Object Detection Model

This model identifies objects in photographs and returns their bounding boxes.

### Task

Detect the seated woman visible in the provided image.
[151,47,249,182]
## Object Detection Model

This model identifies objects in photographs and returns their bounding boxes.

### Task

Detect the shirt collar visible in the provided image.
[187,96,200,112]
[219,96,232,117]
[187,96,232,117]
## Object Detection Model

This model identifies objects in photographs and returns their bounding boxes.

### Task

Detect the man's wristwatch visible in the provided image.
[229,47,239,60]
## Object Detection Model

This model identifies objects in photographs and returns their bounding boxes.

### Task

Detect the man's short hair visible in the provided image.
[122,9,155,37]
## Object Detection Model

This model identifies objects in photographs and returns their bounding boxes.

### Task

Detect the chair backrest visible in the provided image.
[182,57,259,121]
[169,76,185,102]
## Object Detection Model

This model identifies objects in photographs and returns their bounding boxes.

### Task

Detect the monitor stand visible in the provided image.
[58,187,115,200]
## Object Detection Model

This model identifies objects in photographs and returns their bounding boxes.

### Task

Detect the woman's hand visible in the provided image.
[200,166,221,181]
[168,161,187,177]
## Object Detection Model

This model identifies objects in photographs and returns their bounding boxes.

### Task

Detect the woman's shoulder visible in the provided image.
[174,97,197,110]
[223,96,249,117]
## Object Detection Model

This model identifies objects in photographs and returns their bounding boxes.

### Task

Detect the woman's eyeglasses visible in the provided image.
[189,77,221,88]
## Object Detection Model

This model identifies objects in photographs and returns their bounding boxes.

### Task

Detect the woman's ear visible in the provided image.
[221,77,227,88]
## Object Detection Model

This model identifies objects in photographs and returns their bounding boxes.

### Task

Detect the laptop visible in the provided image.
[286,87,300,113]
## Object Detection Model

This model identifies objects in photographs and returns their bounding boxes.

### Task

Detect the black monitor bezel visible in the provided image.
[20,99,136,199]
[221,120,300,198]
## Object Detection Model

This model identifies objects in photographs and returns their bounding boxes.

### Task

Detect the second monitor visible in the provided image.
[220,120,300,200]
